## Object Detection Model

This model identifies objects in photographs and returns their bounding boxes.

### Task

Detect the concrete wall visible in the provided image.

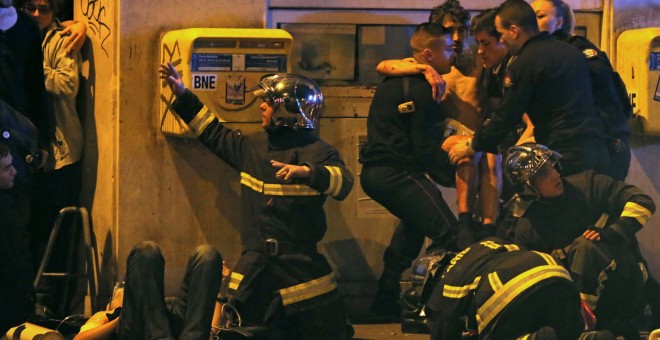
[75,0,266,297]
[74,0,660,314]
[76,0,118,297]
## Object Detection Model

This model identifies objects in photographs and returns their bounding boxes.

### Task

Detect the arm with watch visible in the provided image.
[442,134,475,164]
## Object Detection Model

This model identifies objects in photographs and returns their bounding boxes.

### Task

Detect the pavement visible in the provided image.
[350,323,654,340]
[352,322,429,339]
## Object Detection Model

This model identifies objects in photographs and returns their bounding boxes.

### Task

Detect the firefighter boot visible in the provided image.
[372,266,404,319]
[524,326,558,340]
[578,330,616,340]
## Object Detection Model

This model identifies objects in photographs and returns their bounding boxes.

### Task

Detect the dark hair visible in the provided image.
[411,22,453,53]
[16,0,58,16]
[470,8,500,39]
[496,0,539,34]
[556,0,575,35]
[0,143,9,158]
[429,0,471,26]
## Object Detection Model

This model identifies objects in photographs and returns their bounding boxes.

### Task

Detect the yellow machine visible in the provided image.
[617,28,660,135]
[159,28,293,137]
[6,323,63,340]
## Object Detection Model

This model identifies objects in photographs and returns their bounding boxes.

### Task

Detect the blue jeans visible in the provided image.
[118,241,222,340]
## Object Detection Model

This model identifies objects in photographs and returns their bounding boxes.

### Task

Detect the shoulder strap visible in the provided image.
[403,76,410,103]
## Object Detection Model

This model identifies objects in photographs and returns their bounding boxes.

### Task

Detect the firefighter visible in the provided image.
[160,65,354,339]
[500,143,655,339]
[426,238,585,339]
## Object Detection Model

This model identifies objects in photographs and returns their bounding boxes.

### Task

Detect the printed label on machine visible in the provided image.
[192,73,217,90]
[192,53,287,72]
[245,55,287,72]
[192,53,232,71]
[226,75,246,105]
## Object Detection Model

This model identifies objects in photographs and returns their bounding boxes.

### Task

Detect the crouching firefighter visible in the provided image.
[500,143,655,339]
[422,238,585,339]
[160,64,355,339]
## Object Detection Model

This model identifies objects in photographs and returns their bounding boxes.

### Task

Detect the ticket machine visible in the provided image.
[617,28,660,135]
[159,28,293,137]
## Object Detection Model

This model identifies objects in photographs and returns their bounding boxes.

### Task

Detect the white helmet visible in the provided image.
[252,74,323,130]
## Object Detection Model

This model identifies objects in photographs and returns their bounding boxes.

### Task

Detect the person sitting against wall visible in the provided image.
[74,241,223,339]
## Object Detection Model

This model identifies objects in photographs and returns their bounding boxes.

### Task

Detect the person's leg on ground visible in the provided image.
[118,241,174,339]
[169,244,223,339]
[567,237,644,339]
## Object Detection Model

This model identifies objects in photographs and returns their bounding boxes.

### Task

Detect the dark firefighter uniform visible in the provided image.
[427,238,582,340]
[360,74,458,313]
[501,171,655,337]
[553,30,632,180]
[471,32,610,176]
[171,90,354,339]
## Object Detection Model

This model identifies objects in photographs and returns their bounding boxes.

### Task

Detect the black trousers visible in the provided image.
[360,164,457,272]
[553,137,610,177]
[118,241,222,340]
[229,251,354,340]
[566,237,645,337]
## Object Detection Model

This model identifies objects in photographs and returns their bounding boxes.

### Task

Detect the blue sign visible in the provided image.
[650,52,660,71]
[191,54,232,71]
[192,53,287,72]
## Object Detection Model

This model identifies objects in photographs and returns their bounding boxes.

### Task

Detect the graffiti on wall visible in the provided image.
[80,0,111,57]
[160,40,185,131]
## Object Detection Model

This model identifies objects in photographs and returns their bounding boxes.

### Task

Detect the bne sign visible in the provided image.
[192,73,217,90]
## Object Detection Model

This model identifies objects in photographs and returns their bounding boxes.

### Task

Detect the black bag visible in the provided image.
[401,251,456,334]
[211,301,269,339]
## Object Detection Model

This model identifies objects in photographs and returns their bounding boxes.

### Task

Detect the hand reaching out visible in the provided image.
[271,160,311,182]
[159,62,186,97]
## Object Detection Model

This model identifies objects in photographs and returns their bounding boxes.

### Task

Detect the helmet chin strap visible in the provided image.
[519,180,541,201]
